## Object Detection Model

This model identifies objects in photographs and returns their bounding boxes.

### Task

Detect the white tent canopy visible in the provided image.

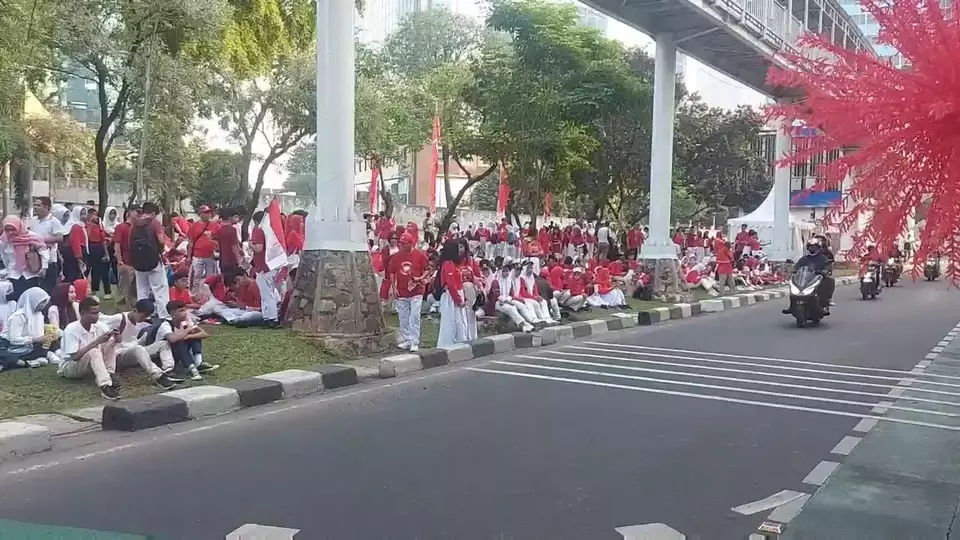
[728,188,815,260]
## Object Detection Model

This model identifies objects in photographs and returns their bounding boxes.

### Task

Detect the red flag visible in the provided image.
[497,162,510,217]
[429,116,441,214]
[260,198,288,271]
[544,192,552,217]
[369,163,379,214]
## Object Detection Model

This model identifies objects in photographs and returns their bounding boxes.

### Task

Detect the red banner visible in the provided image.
[496,161,510,217]
[544,192,552,217]
[369,163,379,214]
[429,116,441,214]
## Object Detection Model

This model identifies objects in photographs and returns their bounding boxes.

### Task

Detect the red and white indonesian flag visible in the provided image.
[261,198,288,271]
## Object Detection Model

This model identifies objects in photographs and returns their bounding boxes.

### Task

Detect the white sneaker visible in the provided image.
[397,341,410,350]
[409,344,419,353]
[104,293,113,300]
[46,351,61,365]
[189,366,202,381]
[521,323,534,333]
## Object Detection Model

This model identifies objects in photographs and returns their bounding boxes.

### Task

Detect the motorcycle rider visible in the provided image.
[783,239,835,314]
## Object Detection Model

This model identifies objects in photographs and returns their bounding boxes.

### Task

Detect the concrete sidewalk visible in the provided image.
[780,323,960,539]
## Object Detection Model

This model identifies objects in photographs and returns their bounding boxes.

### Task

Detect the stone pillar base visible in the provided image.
[285,248,393,357]
[643,258,694,303]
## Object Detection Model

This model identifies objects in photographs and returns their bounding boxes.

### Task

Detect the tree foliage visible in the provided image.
[283,140,317,200]
[189,148,246,210]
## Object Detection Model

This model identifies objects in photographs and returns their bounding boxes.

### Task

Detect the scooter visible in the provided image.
[924,256,941,281]
[884,258,901,287]
[860,262,882,300]
[788,266,826,328]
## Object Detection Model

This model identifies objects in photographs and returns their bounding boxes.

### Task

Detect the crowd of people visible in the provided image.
[0,197,306,401]
[368,213,787,350]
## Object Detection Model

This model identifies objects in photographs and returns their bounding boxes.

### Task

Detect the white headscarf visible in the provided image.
[2,287,49,340]
[103,206,119,234]
[65,206,89,251]
[497,267,515,302]
[51,204,69,227]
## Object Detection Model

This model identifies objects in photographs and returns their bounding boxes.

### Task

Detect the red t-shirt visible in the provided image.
[250,227,269,274]
[627,229,642,249]
[440,260,464,305]
[188,220,220,259]
[237,280,261,309]
[113,222,131,264]
[87,223,107,244]
[169,285,193,304]
[204,275,229,303]
[388,249,429,298]
[69,224,86,258]
[216,224,240,268]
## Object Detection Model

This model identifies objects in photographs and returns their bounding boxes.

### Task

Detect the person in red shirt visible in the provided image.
[216,208,244,275]
[734,224,750,259]
[389,232,429,352]
[375,213,395,247]
[249,210,280,326]
[714,240,736,295]
[627,224,643,259]
[672,228,685,248]
[436,239,467,347]
[516,260,556,324]
[169,270,200,309]
[84,210,112,298]
[476,221,491,257]
[112,204,140,307]
[186,205,220,295]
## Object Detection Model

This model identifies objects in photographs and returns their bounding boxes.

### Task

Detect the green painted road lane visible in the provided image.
[0,519,150,539]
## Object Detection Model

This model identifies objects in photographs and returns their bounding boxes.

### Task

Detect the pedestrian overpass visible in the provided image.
[582,0,874,263]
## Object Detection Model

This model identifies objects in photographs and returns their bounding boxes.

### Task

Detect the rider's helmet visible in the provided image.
[806,238,822,256]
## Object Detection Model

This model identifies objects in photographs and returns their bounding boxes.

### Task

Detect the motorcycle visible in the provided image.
[924,256,941,281]
[860,262,882,300]
[884,258,901,287]
[788,265,826,328]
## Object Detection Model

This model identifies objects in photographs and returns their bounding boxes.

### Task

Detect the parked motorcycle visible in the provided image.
[860,262,882,300]
[925,256,941,281]
[788,265,826,327]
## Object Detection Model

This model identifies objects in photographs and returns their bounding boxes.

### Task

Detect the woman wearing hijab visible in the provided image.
[0,288,58,369]
[61,205,88,282]
[84,209,112,299]
[456,238,480,341]
[0,216,50,301]
[436,239,468,347]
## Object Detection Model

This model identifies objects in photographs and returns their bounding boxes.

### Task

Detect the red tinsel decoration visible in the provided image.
[766,0,960,280]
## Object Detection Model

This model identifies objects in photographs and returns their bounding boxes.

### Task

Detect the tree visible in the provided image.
[283,140,317,200]
[468,172,499,212]
[189,148,246,210]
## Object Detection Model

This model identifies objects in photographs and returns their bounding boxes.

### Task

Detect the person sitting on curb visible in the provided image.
[58,297,180,400]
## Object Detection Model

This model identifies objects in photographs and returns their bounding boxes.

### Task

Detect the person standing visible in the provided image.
[28,197,65,293]
[436,239,467,347]
[596,221,611,261]
[84,210,112,299]
[389,232,429,352]
[186,205,220,295]
[422,212,437,245]
[0,216,50,300]
[249,210,282,327]
[129,202,170,319]
[215,208,244,276]
[62,206,88,282]
[112,204,140,307]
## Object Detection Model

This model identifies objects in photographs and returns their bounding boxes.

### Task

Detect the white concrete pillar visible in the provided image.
[640,33,678,260]
[768,122,793,261]
[308,0,367,251]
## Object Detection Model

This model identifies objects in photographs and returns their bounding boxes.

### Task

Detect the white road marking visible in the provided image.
[569,345,960,388]
[581,343,960,380]
[467,368,960,431]
[939,341,951,347]
[926,353,939,360]
[227,524,299,539]
[731,490,805,516]
[489,361,960,418]
[852,418,879,433]
[932,346,945,353]
[802,461,840,486]
[871,401,894,414]
[512,356,960,408]
[616,523,684,539]
[766,493,811,523]
[917,360,933,369]
[830,436,862,455]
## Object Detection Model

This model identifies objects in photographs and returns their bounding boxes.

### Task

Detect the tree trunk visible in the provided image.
[438,163,497,233]
[0,161,9,217]
[441,144,452,210]
[241,151,282,241]
[94,128,109,215]
[378,164,394,218]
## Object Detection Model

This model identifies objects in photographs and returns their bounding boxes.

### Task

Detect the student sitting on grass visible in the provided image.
[156,300,217,380]
[0,288,60,369]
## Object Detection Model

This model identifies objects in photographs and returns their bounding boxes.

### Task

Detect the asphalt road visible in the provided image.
[0,278,956,540]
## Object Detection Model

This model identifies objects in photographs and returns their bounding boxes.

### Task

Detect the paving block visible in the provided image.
[223,377,284,408]
[469,338,497,358]
[569,321,594,338]
[102,394,189,431]
[756,292,771,301]
[442,343,474,363]
[418,348,451,369]
[512,332,539,348]
[540,325,574,345]
[163,386,240,419]
[668,305,683,319]
[653,306,672,321]
[310,364,359,389]
[721,296,742,309]
[584,319,609,335]
[673,303,693,318]
[638,309,662,325]
[379,353,423,378]
[63,406,105,424]
[0,422,51,460]
[739,293,757,305]
[487,333,516,353]
[15,414,94,437]
[690,302,703,316]
[700,299,724,313]
[612,312,638,327]
[605,316,625,331]
[255,369,322,398]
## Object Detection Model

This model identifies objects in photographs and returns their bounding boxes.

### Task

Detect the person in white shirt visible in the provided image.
[596,221,611,261]
[152,300,217,380]
[28,197,65,293]
[0,288,59,370]
[0,215,50,301]
[59,297,180,400]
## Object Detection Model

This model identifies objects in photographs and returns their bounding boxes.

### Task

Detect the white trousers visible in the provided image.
[522,298,552,322]
[395,296,423,346]
[190,257,218,295]
[256,268,281,321]
[136,263,170,318]
[437,291,469,348]
[462,283,479,341]
[558,291,586,311]
[496,302,530,330]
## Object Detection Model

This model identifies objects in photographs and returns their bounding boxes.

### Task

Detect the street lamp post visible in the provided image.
[284,0,390,355]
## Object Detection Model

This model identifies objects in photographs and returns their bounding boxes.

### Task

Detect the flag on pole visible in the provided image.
[544,192,552,218]
[429,116,441,214]
[369,163,379,214]
[260,198,288,271]
[497,161,510,218]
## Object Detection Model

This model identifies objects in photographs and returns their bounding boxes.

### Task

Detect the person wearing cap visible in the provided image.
[186,205,220,296]
[389,232,429,352]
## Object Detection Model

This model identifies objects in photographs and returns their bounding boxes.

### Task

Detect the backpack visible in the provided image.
[129,223,161,272]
